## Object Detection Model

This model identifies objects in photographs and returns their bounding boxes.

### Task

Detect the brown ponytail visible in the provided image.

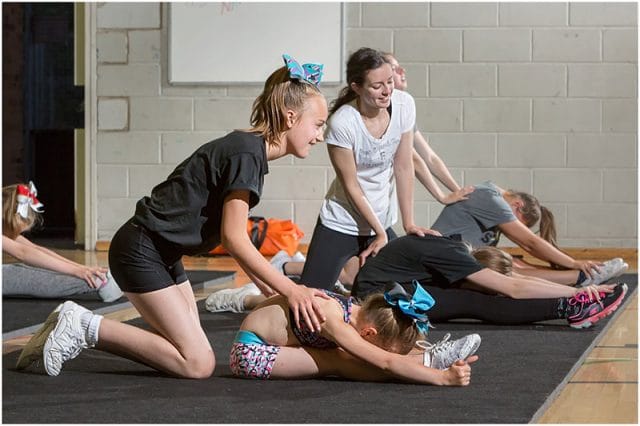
[538,205,570,269]
[510,190,567,269]
[329,86,359,116]
[539,205,558,248]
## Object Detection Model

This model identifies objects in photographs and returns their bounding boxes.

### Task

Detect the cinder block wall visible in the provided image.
[93,2,637,247]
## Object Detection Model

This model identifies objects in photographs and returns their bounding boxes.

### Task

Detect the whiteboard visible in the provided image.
[169,3,343,84]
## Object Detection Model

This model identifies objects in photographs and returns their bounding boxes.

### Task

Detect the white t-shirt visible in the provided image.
[319,89,416,236]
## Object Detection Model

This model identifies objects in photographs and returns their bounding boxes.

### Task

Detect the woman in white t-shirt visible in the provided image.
[299,47,440,290]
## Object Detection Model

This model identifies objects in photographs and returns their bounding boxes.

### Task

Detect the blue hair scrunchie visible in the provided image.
[282,53,324,86]
[383,281,435,334]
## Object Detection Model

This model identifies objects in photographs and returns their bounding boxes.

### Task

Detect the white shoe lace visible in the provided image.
[416,332,452,355]
[55,334,85,363]
[58,311,88,359]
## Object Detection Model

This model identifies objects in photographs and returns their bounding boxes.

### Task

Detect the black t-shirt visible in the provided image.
[134,131,268,256]
[352,235,485,300]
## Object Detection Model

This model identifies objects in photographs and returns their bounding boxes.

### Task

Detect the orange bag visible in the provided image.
[209,216,304,256]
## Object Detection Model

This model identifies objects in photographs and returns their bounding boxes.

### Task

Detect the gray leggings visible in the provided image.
[2,263,100,299]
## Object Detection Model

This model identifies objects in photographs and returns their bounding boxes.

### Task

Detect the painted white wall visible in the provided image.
[90,2,637,248]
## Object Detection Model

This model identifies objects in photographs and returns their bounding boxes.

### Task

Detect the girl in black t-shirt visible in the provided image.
[17,56,331,378]
[351,235,628,329]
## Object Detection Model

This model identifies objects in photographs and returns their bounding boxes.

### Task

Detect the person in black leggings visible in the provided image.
[351,235,628,329]
[299,48,440,290]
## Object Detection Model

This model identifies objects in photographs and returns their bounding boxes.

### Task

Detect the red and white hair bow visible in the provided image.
[16,181,44,219]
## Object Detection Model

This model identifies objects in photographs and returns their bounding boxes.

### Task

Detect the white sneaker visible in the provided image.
[579,258,629,286]
[98,270,124,302]
[291,251,306,263]
[270,250,293,274]
[205,283,261,313]
[418,333,481,370]
[43,301,93,376]
[16,303,63,370]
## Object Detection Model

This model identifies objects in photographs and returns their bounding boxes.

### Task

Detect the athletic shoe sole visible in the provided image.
[465,334,482,358]
[570,284,628,329]
[15,303,63,370]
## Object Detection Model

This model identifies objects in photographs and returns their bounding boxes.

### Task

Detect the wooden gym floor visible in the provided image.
[3,246,637,423]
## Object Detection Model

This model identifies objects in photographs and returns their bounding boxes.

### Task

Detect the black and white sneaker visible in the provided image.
[567,283,628,329]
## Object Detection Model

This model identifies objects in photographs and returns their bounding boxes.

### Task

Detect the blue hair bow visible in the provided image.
[383,281,435,334]
[283,54,324,86]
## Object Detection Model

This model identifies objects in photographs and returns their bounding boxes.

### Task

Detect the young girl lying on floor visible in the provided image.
[231,282,479,384]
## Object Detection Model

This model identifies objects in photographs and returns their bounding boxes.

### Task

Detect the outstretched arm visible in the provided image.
[3,235,106,288]
[466,268,615,299]
[413,149,474,205]
[328,145,389,263]
[394,130,417,232]
[413,149,449,203]
[395,130,440,238]
[499,220,601,278]
[321,311,474,386]
[414,130,461,192]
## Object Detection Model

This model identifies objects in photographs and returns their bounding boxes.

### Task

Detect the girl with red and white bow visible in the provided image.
[2,182,123,302]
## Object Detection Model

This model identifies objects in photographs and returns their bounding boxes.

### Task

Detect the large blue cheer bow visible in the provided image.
[283,53,324,86]
[383,281,435,334]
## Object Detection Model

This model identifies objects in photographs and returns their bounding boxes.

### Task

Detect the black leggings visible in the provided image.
[422,285,560,325]
[300,220,398,290]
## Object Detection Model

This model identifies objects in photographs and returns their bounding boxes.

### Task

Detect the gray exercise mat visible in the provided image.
[2,274,635,423]
[2,270,235,337]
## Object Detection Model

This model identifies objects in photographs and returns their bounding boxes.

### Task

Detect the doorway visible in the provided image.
[2,3,83,246]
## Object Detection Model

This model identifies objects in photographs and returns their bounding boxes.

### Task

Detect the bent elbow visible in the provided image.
[220,232,241,256]
[220,233,231,251]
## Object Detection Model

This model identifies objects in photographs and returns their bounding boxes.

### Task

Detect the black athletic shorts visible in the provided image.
[108,218,188,293]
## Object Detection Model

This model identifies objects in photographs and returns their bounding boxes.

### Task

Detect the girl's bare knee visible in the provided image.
[183,350,215,379]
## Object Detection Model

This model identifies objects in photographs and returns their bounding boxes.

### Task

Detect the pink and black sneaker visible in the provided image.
[567,283,628,329]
